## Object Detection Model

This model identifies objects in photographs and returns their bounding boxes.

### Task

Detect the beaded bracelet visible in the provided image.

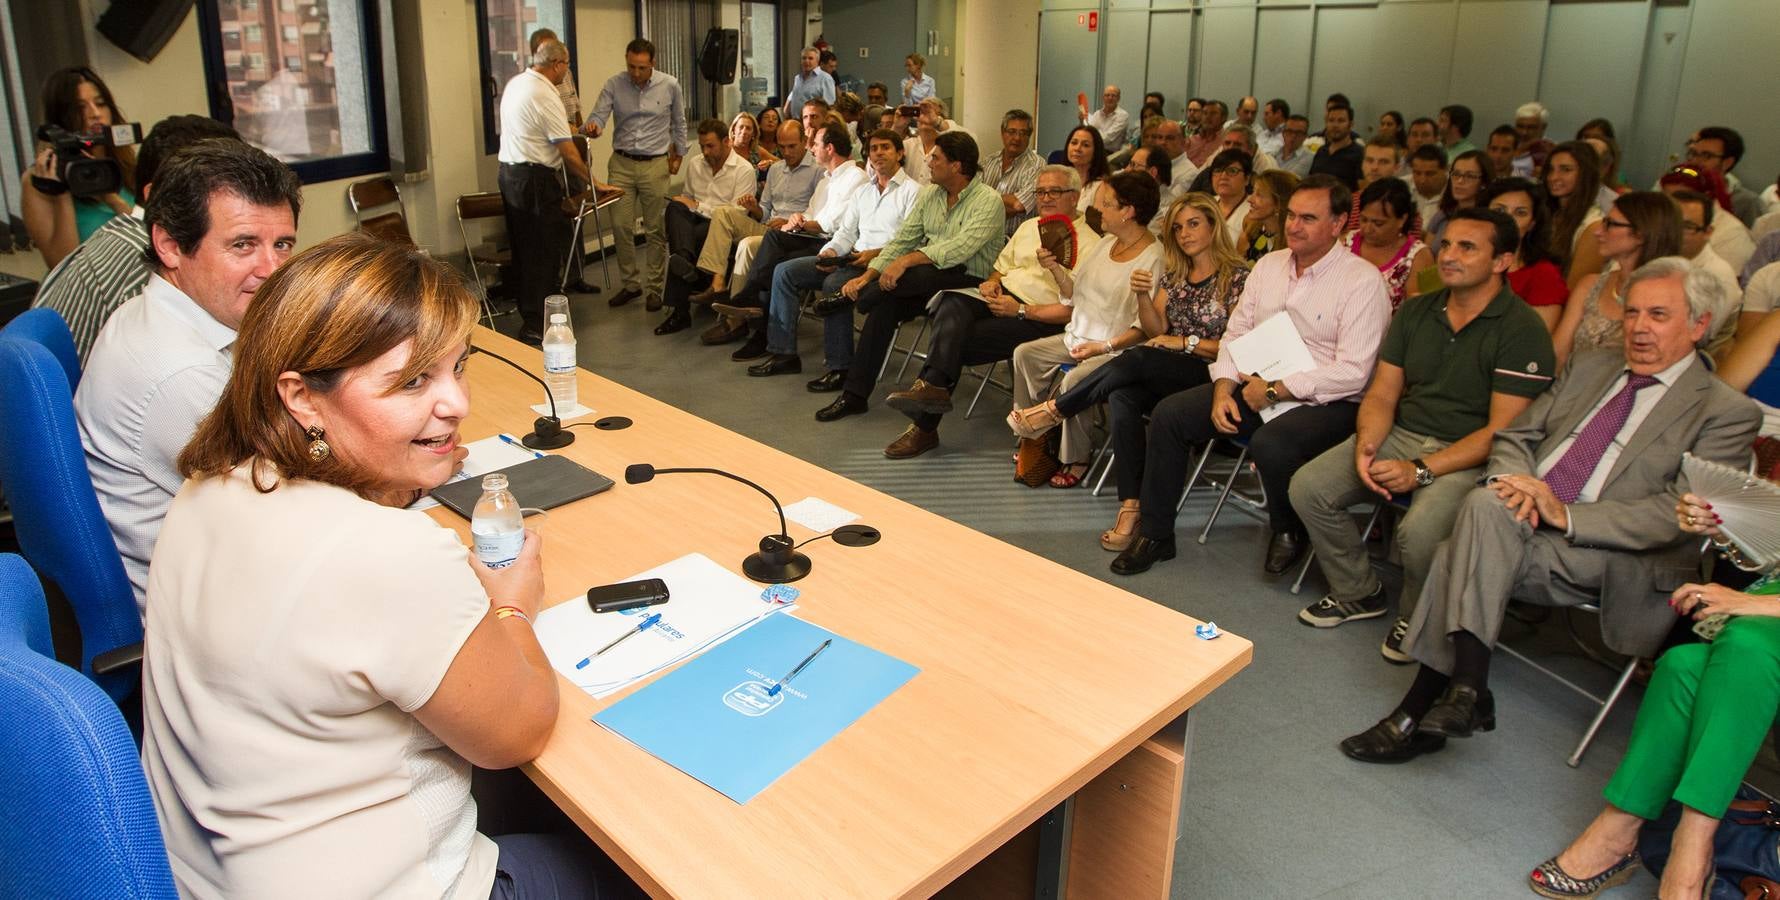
[493,605,532,624]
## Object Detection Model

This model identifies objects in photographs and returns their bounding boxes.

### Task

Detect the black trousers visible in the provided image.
[664,203,712,314]
[1136,382,1358,539]
[1054,346,1211,500]
[905,292,1061,431]
[497,162,571,333]
[839,264,981,401]
[734,229,827,309]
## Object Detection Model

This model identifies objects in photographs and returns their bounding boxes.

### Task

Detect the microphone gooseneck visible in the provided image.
[624,462,808,584]
[471,345,575,450]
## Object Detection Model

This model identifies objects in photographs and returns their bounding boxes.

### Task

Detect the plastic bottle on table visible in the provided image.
[470,473,525,569]
[541,295,577,411]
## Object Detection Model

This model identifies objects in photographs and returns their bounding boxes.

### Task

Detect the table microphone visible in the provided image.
[625,463,812,584]
[470,345,575,450]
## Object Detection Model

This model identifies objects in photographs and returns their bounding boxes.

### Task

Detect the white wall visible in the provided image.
[955,0,1038,139]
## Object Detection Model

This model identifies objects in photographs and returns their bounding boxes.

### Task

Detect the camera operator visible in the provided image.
[20,67,138,269]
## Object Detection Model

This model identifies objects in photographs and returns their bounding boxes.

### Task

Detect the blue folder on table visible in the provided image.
[593,613,918,804]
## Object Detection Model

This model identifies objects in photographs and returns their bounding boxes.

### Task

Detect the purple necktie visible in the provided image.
[1542,373,1660,504]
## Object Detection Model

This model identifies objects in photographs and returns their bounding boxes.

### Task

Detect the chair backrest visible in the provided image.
[0,553,176,899]
[3,307,81,390]
[348,176,413,246]
[0,331,142,702]
[456,191,506,221]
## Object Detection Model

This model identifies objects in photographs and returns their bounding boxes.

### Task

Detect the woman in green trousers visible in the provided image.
[1527,492,1780,900]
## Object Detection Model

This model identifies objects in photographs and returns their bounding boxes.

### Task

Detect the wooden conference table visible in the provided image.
[430,327,1252,898]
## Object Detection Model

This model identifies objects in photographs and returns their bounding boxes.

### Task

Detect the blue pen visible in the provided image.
[498,432,546,459]
[767,639,832,696]
[575,612,661,669]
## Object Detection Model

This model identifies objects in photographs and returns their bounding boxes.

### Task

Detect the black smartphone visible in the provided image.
[586,578,670,613]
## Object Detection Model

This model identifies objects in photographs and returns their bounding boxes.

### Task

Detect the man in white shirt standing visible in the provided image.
[1082,86,1130,152]
[77,140,301,614]
[496,39,593,344]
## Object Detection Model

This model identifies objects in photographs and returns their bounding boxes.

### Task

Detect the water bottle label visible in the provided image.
[543,347,576,373]
[474,529,525,569]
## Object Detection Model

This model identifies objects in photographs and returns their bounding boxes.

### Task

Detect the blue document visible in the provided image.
[593,614,919,804]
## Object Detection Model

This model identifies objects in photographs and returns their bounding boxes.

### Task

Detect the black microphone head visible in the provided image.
[624,463,655,484]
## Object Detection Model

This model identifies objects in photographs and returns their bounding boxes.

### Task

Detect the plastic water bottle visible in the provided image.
[470,473,525,569]
[541,295,577,411]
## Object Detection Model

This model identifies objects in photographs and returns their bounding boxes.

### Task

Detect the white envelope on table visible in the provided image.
[1224,311,1315,423]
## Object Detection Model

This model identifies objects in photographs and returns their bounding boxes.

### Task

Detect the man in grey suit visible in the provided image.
[1342,256,1762,764]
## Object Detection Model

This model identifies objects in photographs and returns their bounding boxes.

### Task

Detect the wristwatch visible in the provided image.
[1016,305,1026,320]
[1184,334,1200,356]
[1264,381,1280,404]
[1412,458,1435,487]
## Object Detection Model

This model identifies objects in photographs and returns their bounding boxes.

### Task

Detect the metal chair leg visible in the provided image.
[893,319,929,382]
[1568,657,1641,768]
[1291,502,1385,595]
[591,203,614,284]
[1176,441,1219,514]
[876,320,902,382]
[1091,450,1115,496]
[559,202,589,292]
[1197,448,1249,544]
[964,360,998,418]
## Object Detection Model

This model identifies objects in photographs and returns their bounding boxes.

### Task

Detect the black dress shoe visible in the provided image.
[809,292,854,316]
[1340,710,1447,764]
[731,330,770,361]
[652,310,691,335]
[607,287,642,307]
[806,370,848,393]
[815,392,867,422]
[1110,535,1176,576]
[1417,684,1496,738]
[1263,530,1307,575]
[569,280,602,294]
[748,354,802,376]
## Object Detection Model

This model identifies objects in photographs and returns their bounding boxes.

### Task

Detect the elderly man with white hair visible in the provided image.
[1340,255,1762,764]
[1082,85,1130,151]
[1511,100,1553,179]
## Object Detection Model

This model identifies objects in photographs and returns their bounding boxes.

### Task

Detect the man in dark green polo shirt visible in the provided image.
[1288,207,1556,663]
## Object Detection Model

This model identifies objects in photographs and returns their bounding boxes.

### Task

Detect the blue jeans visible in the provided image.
[489,832,640,900]
[766,256,865,369]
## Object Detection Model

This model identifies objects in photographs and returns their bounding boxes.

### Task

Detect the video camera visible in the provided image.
[35,122,141,199]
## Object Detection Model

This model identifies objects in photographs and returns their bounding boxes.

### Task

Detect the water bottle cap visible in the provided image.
[481,473,509,491]
[550,314,567,324]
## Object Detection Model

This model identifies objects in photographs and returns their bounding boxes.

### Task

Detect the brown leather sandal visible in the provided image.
[1007,400,1063,439]
[1101,503,1141,551]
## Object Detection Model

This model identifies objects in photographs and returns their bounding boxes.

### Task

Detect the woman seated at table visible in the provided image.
[1344,177,1431,312]
[1240,169,1298,263]
[141,233,626,899]
[1009,192,1249,546]
[1551,191,1682,370]
[1006,171,1162,488]
[1484,177,1569,330]
[1528,497,1780,900]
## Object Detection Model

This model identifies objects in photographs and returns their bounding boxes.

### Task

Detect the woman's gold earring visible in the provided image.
[306,425,331,462]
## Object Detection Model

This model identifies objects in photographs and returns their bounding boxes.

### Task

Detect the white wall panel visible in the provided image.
[1445,0,1544,139]
[1370,2,1454,127]
[1538,1,1645,144]
[1196,6,1256,111]
[1102,8,1153,128]
[1672,0,1780,189]
[1308,5,1377,124]
[1145,11,1194,120]
[1251,7,1312,117]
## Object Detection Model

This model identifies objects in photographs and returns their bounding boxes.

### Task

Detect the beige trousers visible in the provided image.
[1011,333,1117,464]
[697,205,768,278]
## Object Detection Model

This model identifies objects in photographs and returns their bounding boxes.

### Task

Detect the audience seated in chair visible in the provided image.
[1309,103,1362,190]
[1009,191,1248,537]
[977,110,1044,238]
[874,166,1102,460]
[1340,256,1759,766]
[1108,174,1390,577]
[1512,101,1555,179]
[1275,115,1314,180]
[656,118,756,333]
[1240,169,1298,262]
[1485,125,1519,181]
[1660,161,1757,275]
[1423,149,1491,251]
[76,140,300,613]
[1407,143,1447,232]
[1344,177,1433,312]
[1290,208,1555,661]
[1552,191,1682,370]
[809,132,1007,433]
[1060,125,1112,219]
[1668,189,1745,355]
[1483,177,1569,330]
[1183,100,1225,170]
[1544,141,1608,288]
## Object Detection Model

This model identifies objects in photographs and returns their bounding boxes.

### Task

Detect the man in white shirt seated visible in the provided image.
[1256,99,1289,159]
[1407,144,1448,230]
[1276,114,1314,179]
[659,118,756,332]
[76,139,301,614]
[1082,85,1130,152]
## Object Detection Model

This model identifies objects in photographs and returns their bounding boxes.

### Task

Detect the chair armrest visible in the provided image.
[92,642,143,676]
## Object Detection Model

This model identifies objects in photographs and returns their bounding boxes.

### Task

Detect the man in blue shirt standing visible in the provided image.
[585,39,688,312]
[782,48,836,121]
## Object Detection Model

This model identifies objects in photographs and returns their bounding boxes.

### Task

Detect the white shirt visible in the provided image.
[142,465,495,899]
[496,68,571,168]
[903,134,939,186]
[1256,123,1286,159]
[1710,208,1757,272]
[823,169,922,255]
[1754,209,1780,243]
[807,161,868,233]
[1062,237,1163,351]
[995,212,1104,307]
[1413,189,1443,235]
[1692,244,1743,350]
[1222,198,1251,247]
[1085,107,1130,150]
[1536,353,1695,504]
[1743,261,1780,317]
[684,150,758,217]
[76,275,235,615]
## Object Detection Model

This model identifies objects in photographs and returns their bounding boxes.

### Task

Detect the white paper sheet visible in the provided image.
[533,553,789,698]
[782,497,860,533]
[1224,312,1316,423]
[408,434,549,511]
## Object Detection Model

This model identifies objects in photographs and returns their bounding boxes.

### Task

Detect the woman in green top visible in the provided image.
[20,67,137,269]
[1528,496,1780,899]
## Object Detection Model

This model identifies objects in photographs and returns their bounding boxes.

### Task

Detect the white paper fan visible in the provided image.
[1681,452,1780,570]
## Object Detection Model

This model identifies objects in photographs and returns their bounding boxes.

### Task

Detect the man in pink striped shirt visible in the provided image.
[1111,174,1391,577]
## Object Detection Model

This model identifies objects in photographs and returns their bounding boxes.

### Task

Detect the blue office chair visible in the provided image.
[0,553,176,899]
[3,307,81,390]
[0,322,143,703]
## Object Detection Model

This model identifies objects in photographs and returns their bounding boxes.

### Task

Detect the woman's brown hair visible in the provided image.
[178,232,479,497]
[1612,190,1685,269]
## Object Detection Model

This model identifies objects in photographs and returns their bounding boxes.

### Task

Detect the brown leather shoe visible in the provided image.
[699,318,749,345]
[710,301,765,320]
[689,286,726,306]
[884,379,954,416]
[883,425,938,459]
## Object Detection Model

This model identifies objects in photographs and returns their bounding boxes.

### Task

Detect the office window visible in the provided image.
[196,0,389,182]
[476,0,575,155]
[740,1,777,113]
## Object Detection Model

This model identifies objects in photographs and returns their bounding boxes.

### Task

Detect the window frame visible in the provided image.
[474,0,580,156]
[194,0,391,184]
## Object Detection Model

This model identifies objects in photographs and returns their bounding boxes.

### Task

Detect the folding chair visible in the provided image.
[348,176,413,246]
[559,137,623,291]
[455,192,513,327]
[1290,496,1408,595]
[1175,437,1269,543]
[1496,604,1641,768]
